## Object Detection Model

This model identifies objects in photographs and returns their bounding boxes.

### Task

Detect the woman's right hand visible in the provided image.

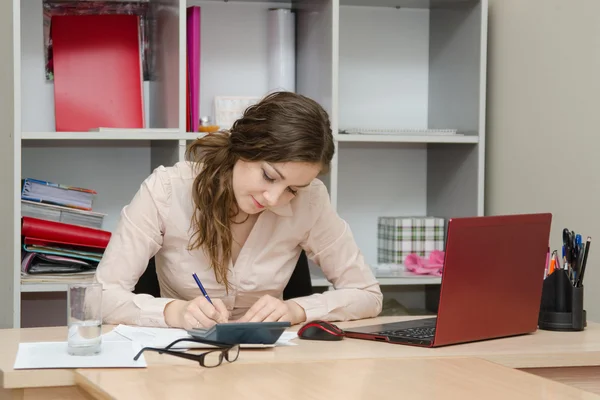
[164,297,229,330]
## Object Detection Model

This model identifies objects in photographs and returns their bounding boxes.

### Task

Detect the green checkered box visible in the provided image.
[377,216,446,264]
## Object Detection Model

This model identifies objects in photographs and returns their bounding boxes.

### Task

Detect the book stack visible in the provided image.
[21,178,105,228]
[20,178,110,284]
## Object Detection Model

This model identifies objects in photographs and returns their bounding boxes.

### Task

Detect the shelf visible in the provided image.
[22,131,203,141]
[311,269,442,287]
[196,0,293,3]
[335,134,479,144]
[340,0,475,7]
[21,274,98,293]
[312,276,441,286]
[21,282,69,293]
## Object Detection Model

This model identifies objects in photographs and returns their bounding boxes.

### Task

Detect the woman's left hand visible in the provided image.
[238,295,306,325]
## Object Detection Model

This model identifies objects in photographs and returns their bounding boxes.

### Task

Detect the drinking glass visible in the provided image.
[67,282,102,356]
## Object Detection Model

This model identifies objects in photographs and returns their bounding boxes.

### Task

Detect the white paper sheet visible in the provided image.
[107,325,298,349]
[113,325,193,348]
[13,341,147,369]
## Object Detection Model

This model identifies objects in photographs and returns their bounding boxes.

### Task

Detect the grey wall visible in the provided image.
[486,0,600,321]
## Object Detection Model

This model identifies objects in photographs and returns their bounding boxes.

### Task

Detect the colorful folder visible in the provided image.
[21,217,111,251]
[187,6,201,132]
[51,14,145,131]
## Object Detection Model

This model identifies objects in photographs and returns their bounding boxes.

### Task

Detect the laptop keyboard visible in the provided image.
[378,326,436,339]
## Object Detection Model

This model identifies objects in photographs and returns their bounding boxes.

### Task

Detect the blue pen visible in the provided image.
[192,273,213,305]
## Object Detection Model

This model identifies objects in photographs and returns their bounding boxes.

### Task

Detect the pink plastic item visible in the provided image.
[404,250,445,277]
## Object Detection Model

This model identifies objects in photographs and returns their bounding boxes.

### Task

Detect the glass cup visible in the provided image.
[67,282,102,356]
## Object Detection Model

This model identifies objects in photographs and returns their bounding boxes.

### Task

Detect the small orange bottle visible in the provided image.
[198,116,220,133]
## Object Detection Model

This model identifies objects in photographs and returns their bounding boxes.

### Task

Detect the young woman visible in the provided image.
[95,91,382,330]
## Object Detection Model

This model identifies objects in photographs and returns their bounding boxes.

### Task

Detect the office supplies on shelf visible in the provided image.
[21,217,111,251]
[21,252,97,275]
[198,116,220,133]
[23,245,103,263]
[21,178,97,211]
[21,217,109,282]
[52,14,145,131]
[404,250,444,277]
[214,96,260,130]
[267,8,295,92]
[43,0,152,82]
[186,51,191,131]
[13,341,146,369]
[187,6,201,133]
[20,272,95,284]
[339,128,459,136]
[377,216,446,264]
[21,200,105,229]
[192,273,213,304]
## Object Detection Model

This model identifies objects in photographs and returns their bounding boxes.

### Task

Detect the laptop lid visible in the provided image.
[432,213,552,347]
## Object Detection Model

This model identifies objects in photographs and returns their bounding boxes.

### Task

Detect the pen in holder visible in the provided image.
[538,269,586,331]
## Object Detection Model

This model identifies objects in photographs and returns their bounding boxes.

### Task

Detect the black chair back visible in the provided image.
[134,251,314,300]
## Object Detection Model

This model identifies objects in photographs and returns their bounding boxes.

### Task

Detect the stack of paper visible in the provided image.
[13,341,146,370]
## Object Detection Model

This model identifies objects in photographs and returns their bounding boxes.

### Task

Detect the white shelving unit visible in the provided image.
[0,0,487,328]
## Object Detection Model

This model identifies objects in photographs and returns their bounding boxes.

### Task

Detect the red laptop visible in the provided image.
[344,213,552,347]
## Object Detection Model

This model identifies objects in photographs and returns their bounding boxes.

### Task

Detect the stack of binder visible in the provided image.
[21,217,111,283]
[20,178,109,283]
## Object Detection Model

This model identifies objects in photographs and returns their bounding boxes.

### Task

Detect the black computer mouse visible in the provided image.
[297,320,345,341]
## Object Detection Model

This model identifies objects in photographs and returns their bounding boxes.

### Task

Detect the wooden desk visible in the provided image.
[1,316,599,399]
[75,358,600,400]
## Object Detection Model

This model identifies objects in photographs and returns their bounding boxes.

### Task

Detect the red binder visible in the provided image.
[52,14,145,131]
[21,217,111,250]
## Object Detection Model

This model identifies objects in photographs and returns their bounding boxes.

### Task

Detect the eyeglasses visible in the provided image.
[133,337,240,368]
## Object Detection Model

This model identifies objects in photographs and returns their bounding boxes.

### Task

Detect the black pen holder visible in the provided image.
[538,269,586,331]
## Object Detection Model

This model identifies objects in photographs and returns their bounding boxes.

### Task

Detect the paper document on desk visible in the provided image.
[106,325,298,348]
[13,341,146,369]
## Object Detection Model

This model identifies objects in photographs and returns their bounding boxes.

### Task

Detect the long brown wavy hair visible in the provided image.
[185,91,335,289]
